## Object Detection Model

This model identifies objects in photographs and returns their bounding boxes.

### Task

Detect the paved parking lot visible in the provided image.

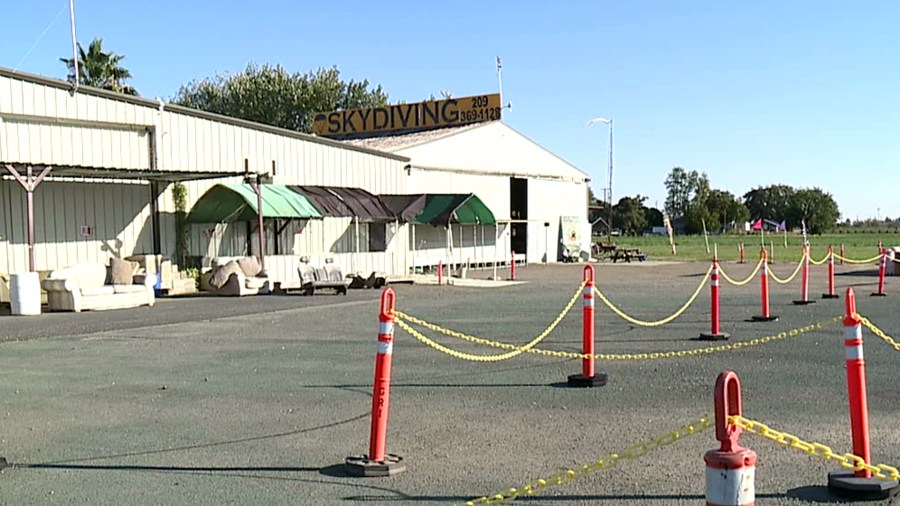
[0,260,897,505]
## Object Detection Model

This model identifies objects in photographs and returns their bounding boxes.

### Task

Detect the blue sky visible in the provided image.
[3,0,899,221]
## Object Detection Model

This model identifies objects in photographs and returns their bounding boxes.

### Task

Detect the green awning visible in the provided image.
[187,184,323,223]
[381,193,496,226]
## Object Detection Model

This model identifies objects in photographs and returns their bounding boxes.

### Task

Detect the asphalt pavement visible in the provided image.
[0,260,897,505]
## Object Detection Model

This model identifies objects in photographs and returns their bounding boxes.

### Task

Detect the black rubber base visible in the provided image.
[345,454,406,477]
[871,292,887,297]
[792,299,816,305]
[567,373,608,388]
[750,315,779,322]
[698,332,730,341]
[822,293,840,299]
[828,471,899,501]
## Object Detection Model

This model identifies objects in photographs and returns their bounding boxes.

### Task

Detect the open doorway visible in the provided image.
[510,177,528,255]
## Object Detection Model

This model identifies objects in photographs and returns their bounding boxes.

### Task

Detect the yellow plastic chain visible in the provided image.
[393,313,840,361]
[592,265,712,327]
[731,415,900,482]
[390,281,585,362]
[457,414,714,506]
[718,258,764,286]
[858,315,900,352]
[834,253,882,265]
[808,251,830,265]
[768,256,805,284]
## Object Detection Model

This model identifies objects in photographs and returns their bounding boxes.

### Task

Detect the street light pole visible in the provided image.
[587,117,614,241]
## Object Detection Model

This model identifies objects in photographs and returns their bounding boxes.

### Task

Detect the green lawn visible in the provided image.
[595,232,897,263]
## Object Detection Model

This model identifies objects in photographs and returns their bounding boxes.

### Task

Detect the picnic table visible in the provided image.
[592,242,647,263]
[610,247,648,263]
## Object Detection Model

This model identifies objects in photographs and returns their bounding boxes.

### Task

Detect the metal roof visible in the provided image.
[341,123,485,152]
[0,67,410,163]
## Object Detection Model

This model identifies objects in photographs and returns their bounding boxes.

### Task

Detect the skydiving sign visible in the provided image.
[312,93,502,137]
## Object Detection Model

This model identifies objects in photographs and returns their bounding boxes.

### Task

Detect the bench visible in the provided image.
[298,263,350,296]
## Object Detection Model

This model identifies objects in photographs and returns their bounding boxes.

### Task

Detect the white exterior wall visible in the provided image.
[0,72,410,281]
[0,179,154,274]
[391,122,589,264]
[527,179,591,262]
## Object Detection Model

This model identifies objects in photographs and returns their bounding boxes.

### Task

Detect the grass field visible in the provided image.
[596,232,899,263]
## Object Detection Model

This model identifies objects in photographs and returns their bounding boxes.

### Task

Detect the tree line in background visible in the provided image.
[591,167,843,236]
[59,38,389,133]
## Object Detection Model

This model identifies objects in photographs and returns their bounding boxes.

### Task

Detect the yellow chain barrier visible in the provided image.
[592,265,712,327]
[768,256,805,284]
[457,414,714,506]
[835,253,882,264]
[393,312,840,361]
[718,258,764,286]
[390,281,585,362]
[731,415,900,482]
[858,315,900,352]
[809,252,830,265]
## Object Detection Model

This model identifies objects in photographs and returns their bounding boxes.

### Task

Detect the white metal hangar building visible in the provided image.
[1,68,590,297]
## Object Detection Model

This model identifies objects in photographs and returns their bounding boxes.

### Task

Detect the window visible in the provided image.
[368,223,387,252]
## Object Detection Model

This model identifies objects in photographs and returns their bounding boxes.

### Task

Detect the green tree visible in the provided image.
[172,64,388,133]
[664,167,709,219]
[612,195,649,236]
[742,184,795,223]
[60,38,137,95]
[787,188,840,234]
[704,189,750,233]
[644,206,663,228]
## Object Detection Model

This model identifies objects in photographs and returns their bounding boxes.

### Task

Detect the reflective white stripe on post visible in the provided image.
[377,340,393,355]
[583,287,594,307]
[845,345,863,360]
[379,322,394,336]
[711,279,719,287]
[844,325,862,340]
[705,466,755,506]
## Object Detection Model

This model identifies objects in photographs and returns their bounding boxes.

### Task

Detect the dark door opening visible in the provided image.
[510,177,528,255]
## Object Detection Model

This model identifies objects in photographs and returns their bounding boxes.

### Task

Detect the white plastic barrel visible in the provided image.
[10,272,41,316]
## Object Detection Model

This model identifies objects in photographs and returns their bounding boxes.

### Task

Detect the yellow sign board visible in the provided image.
[312,93,502,137]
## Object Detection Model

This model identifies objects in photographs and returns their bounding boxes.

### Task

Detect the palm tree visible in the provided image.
[60,38,138,95]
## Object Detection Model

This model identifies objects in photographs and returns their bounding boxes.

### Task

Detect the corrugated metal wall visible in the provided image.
[0,179,154,274]
[0,74,410,278]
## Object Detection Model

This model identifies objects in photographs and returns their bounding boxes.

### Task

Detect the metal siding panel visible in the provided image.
[32,85,46,116]
[15,122,29,162]
[187,117,197,171]
[0,77,11,115]
[13,79,28,115]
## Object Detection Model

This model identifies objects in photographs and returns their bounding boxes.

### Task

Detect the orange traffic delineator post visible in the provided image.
[822,245,840,299]
[700,249,730,340]
[509,250,516,281]
[437,260,443,285]
[871,251,887,297]
[705,371,756,506]
[827,289,898,499]
[793,245,815,305]
[750,249,778,322]
[568,265,607,387]
[738,242,745,264]
[345,288,406,477]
